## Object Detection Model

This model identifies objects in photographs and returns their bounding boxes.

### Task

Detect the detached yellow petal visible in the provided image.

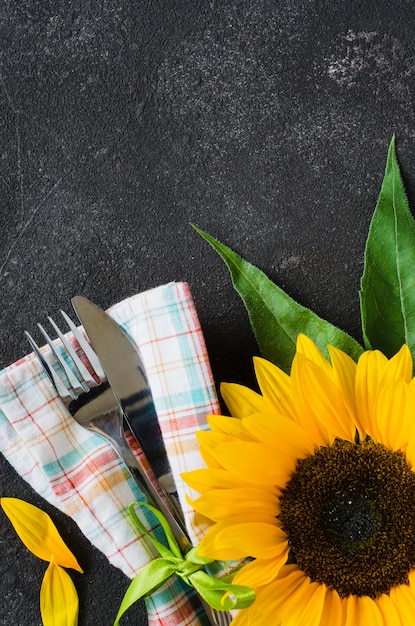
[1,498,83,572]
[40,559,79,626]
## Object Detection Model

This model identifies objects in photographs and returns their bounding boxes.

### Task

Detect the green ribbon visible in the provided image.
[113,501,256,625]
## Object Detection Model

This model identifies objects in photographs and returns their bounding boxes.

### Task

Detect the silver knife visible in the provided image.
[71,295,184,526]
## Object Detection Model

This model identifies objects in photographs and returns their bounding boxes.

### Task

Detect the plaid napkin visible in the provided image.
[0,282,219,626]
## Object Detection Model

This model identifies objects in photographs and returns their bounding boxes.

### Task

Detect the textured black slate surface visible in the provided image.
[2,1,415,624]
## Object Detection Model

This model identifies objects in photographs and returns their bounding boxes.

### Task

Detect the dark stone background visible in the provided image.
[2,1,415,624]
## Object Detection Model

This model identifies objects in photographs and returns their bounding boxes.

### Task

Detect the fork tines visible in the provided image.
[25,311,103,399]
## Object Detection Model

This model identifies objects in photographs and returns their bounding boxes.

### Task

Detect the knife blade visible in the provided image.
[71,295,184,525]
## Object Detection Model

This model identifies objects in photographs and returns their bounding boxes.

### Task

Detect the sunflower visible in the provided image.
[183,334,415,625]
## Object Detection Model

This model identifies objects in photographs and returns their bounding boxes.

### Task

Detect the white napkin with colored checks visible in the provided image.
[0,282,218,625]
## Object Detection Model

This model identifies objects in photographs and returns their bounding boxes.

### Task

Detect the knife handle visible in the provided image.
[121,393,189,524]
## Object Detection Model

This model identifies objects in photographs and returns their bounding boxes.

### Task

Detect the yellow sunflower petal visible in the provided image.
[235,565,303,626]
[250,566,337,626]
[253,357,297,420]
[207,414,252,439]
[213,441,295,487]
[40,559,79,626]
[345,595,383,626]
[232,554,289,589]
[211,521,286,560]
[260,566,311,622]
[375,593,404,626]
[375,379,415,451]
[290,354,331,445]
[1,498,83,571]
[305,360,356,441]
[318,587,345,626]
[382,344,413,385]
[390,580,415,623]
[198,515,287,560]
[242,411,315,460]
[197,429,236,448]
[220,382,270,418]
[328,345,358,427]
[196,430,237,469]
[355,350,389,438]
[292,355,354,443]
[181,468,252,493]
[184,500,214,531]
[355,347,412,440]
[296,334,332,372]
[196,443,223,469]
[273,572,327,626]
[191,486,279,522]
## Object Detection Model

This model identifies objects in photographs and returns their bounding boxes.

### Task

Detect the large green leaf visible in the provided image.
[194,225,363,372]
[360,137,415,359]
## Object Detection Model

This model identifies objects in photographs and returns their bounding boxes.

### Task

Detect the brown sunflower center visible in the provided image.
[279,439,415,597]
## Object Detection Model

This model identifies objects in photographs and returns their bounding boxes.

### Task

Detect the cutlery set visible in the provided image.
[25,297,232,626]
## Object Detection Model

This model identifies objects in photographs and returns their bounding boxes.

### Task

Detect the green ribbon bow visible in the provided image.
[113,502,256,625]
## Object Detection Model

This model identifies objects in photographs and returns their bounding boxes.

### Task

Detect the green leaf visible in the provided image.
[360,136,415,360]
[193,225,363,372]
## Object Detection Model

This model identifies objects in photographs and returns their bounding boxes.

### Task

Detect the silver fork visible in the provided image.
[25,311,232,626]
